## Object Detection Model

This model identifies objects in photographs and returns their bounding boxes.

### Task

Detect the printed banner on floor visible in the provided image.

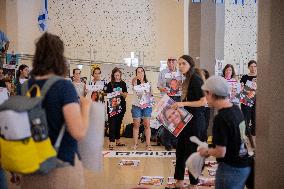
[118,159,140,167]
[153,95,193,137]
[197,176,215,187]
[139,176,164,186]
[102,151,176,158]
[167,177,189,185]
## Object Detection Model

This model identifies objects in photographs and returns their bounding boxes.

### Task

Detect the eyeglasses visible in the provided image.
[168,59,176,62]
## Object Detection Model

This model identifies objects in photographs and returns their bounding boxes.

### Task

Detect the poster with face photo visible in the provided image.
[5,54,19,69]
[138,176,164,186]
[87,81,106,102]
[107,91,122,117]
[133,82,154,109]
[164,72,183,97]
[153,95,193,137]
[227,80,241,104]
[238,79,257,107]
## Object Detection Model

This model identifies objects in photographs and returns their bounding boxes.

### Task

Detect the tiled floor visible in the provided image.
[8,137,215,189]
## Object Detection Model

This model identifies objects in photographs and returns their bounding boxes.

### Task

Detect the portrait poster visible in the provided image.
[118,159,140,167]
[138,176,164,186]
[227,80,241,104]
[153,95,193,137]
[164,71,183,97]
[87,81,106,102]
[238,79,257,107]
[107,91,122,117]
[133,82,154,109]
[5,53,19,69]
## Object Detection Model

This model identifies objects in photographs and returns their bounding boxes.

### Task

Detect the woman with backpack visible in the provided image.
[21,33,91,189]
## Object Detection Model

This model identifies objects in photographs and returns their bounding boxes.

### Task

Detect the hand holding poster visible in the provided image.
[107,91,122,117]
[164,72,182,97]
[133,82,154,109]
[153,95,193,137]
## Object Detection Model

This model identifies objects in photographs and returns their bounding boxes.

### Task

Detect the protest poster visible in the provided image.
[227,79,241,104]
[164,71,183,97]
[133,82,154,109]
[153,95,193,137]
[138,176,164,186]
[118,159,140,167]
[87,81,106,102]
[107,91,122,117]
[5,53,19,69]
[238,78,257,107]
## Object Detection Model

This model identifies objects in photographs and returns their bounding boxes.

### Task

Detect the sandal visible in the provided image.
[146,145,152,151]
[132,144,138,150]
[109,144,114,150]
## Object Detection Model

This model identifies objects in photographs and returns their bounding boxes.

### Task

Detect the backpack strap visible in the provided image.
[20,76,63,97]
[54,125,66,152]
[21,80,29,96]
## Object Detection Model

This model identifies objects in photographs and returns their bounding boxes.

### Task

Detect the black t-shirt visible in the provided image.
[106,81,128,114]
[0,79,5,87]
[183,73,205,113]
[240,74,257,86]
[212,105,250,167]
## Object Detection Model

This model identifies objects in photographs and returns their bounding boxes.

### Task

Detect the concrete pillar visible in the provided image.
[256,0,284,188]
[0,0,6,32]
[188,1,201,66]
[200,1,225,76]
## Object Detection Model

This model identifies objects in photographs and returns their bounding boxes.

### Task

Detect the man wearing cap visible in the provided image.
[198,75,251,189]
[157,57,181,151]
[0,30,10,68]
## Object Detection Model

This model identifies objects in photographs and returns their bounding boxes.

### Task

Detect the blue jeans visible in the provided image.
[131,105,152,119]
[0,168,8,189]
[215,162,251,189]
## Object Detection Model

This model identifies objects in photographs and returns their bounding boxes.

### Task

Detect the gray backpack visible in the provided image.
[0,76,65,175]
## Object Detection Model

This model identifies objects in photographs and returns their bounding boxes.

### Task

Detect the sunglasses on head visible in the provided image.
[168,59,176,62]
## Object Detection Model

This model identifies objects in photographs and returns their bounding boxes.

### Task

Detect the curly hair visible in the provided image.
[31,32,67,77]
[222,64,236,79]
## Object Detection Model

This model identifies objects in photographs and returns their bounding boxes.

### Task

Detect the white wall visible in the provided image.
[224,0,258,75]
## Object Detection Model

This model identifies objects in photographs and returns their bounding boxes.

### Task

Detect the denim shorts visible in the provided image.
[131,105,152,119]
[215,162,251,189]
